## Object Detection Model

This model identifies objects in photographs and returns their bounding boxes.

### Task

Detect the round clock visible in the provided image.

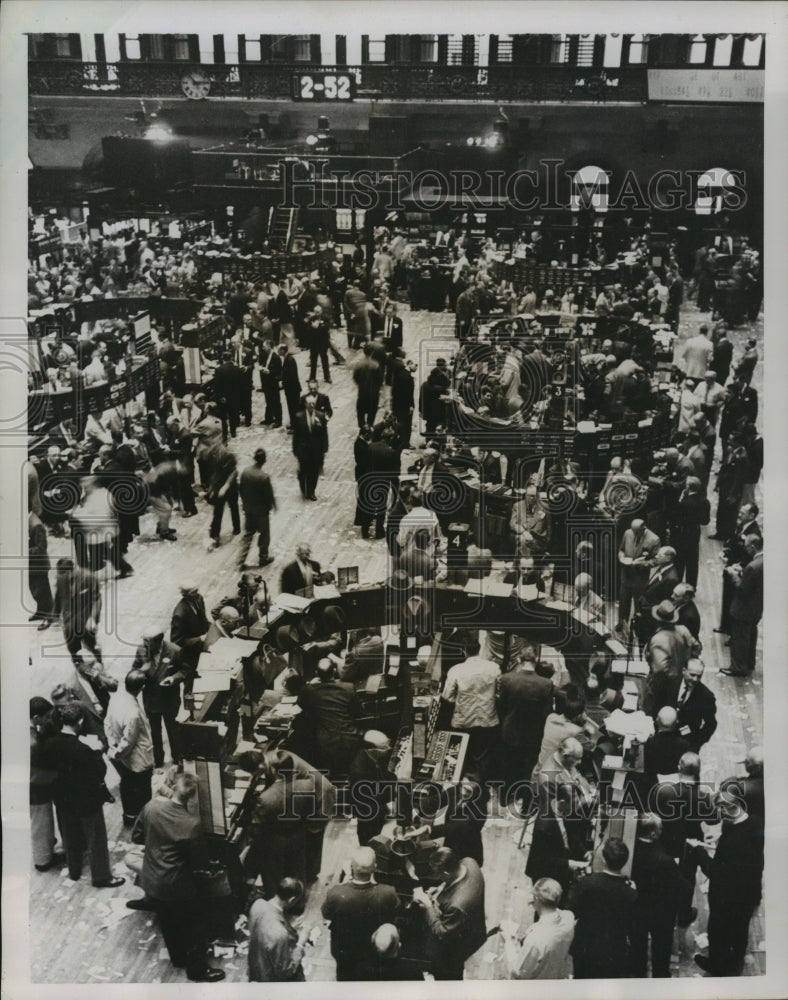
[181,68,211,100]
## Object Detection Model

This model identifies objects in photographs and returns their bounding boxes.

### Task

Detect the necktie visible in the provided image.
[557,818,569,850]
[678,684,689,707]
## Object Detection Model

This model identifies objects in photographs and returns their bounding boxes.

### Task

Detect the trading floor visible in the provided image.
[28,300,764,983]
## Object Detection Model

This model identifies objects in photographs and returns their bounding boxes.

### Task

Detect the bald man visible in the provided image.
[675,659,717,753]
[353,924,423,981]
[321,846,399,980]
[642,707,690,791]
[348,730,396,845]
[617,518,660,632]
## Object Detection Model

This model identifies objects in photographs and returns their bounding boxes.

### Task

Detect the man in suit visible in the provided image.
[258,337,283,427]
[169,581,210,679]
[495,658,554,808]
[299,378,334,427]
[292,397,328,501]
[630,814,694,978]
[692,789,764,977]
[616,517,660,632]
[238,448,276,569]
[306,305,332,384]
[52,555,104,676]
[670,583,701,639]
[525,783,591,898]
[296,658,362,779]
[131,626,189,769]
[652,752,714,897]
[28,510,54,626]
[230,334,255,427]
[722,534,763,676]
[711,325,734,386]
[643,706,691,788]
[390,352,415,448]
[358,428,400,540]
[719,378,758,460]
[674,659,717,753]
[35,444,69,535]
[572,573,605,622]
[206,443,240,548]
[278,345,302,432]
[321,846,399,980]
[244,749,336,896]
[721,746,764,827]
[379,302,403,384]
[567,838,638,979]
[669,477,711,588]
[717,504,761,634]
[212,351,241,439]
[353,343,383,430]
[413,847,487,980]
[634,546,680,648]
[132,771,224,982]
[41,701,124,889]
[280,543,321,595]
[643,601,700,717]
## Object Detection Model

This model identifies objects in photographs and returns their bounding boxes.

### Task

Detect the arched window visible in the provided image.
[694,167,736,216]
[571,165,609,213]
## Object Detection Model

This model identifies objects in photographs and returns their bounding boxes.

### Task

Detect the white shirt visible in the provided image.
[105,689,154,773]
[509,909,575,980]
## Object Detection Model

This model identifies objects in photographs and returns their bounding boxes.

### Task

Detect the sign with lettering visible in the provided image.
[647,69,764,103]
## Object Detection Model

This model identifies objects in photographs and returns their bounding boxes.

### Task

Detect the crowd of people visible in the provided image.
[26,215,764,982]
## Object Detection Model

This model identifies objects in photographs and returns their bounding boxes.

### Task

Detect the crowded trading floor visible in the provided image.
[26,216,764,983]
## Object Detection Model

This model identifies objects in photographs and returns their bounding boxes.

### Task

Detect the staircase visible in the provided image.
[268,206,299,251]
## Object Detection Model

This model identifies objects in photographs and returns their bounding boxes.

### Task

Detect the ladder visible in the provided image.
[268,206,299,251]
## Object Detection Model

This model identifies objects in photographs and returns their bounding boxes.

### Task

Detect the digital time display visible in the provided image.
[293,73,356,101]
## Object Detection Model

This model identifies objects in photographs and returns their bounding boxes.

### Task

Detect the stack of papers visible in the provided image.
[605,709,654,741]
[274,593,313,613]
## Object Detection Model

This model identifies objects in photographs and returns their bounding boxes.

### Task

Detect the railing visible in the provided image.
[28,60,650,103]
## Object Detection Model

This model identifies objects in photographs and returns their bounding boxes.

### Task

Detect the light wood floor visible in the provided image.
[28,300,764,982]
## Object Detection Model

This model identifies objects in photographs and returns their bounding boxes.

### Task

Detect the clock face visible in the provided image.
[181,69,211,100]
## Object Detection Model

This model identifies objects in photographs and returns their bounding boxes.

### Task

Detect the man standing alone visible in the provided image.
[239,448,276,568]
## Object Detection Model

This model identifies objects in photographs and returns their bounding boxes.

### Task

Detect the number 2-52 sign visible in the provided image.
[293,72,356,101]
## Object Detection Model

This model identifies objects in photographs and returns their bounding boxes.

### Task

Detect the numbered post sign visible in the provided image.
[293,72,356,101]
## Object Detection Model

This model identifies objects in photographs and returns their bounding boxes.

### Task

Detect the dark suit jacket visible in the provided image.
[643,730,691,784]
[567,872,638,975]
[353,357,382,398]
[730,552,763,622]
[638,565,680,611]
[321,881,399,967]
[212,361,241,404]
[258,347,282,382]
[41,731,107,816]
[426,857,487,974]
[390,362,415,413]
[676,601,701,639]
[495,670,554,748]
[525,815,588,893]
[292,411,328,467]
[676,680,717,751]
[378,315,403,351]
[280,558,321,595]
[299,392,333,420]
[281,353,301,394]
[696,816,764,911]
[631,838,693,919]
[132,796,206,901]
[239,465,275,517]
[170,593,209,650]
[653,779,713,860]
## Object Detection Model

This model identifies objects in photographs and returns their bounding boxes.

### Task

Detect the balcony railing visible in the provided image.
[28,60,649,103]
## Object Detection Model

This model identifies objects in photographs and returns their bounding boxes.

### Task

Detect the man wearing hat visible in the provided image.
[132,626,188,769]
[642,601,700,718]
[633,546,680,648]
[169,581,210,680]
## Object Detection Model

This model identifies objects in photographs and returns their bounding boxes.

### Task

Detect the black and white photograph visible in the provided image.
[1,2,787,995]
